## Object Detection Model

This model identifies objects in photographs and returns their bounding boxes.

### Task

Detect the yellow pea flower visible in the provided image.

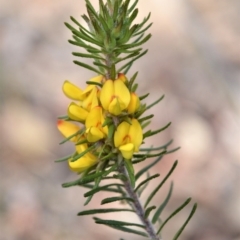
[68,144,98,173]
[63,76,102,121]
[114,119,143,160]
[85,106,108,142]
[100,79,131,115]
[57,120,98,172]
[127,92,140,114]
[57,119,81,142]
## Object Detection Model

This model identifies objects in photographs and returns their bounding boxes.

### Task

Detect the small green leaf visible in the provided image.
[145,95,165,110]
[77,208,134,216]
[152,182,174,224]
[139,92,149,100]
[84,183,124,197]
[118,49,148,72]
[54,154,72,163]
[135,155,164,181]
[59,130,82,144]
[85,81,103,88]
[172,203,198,240]
[70,145,95,162]
[73,60,103,74]
[94,217,145,228]
[101,196,134,205]
[62,164,118,187]
[134,174,160,193]
[72,52,105,61]
[138,114,154,123]
[144,160,178,208]
[94,221,148,237]
[124,160,135,188]
[156,198,192,235]
[140,139,173,152]
[145,122,171,138]
[144,206,156,219]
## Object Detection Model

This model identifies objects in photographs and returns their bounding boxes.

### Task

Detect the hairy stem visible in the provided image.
[118,164,161,240]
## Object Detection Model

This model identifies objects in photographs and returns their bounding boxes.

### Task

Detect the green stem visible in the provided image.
[118,163,161,240]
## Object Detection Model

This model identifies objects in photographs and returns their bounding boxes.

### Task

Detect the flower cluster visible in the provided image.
[57,74,143,173]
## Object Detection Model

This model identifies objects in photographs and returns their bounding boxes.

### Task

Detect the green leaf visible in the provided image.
[82,184,123,194]
[156,198,192,235]
[144,206,156,219]
[94,221,148,237]
[59,130,82,145]
[172,203,198,240]
[62,163,118,187]
[73,60,103,74]
[115,51,141,64]
[138,172,150,197]
[120,34,151,49]
[128,71,138,90]
[138,114,154,123]
[124,160,135,188]
[77,208,134,216]
[118,49,148,72]
[54,154,72,163]
[134,22,153,37]
[134,174,160,193]
[94,217,145,228]
[143,122,171,139]
[58,115,68,120]
[84,183,124,197]
[145,95,165,110]
[139,92,149,100]
[101,196,134,205]
[152,182,174,224]
[140,139,173,152]
[85,80,103,88]
[72,52,105,61]
[144,160,178,208]
[70,145,95,162]
[128,0,138,14]
[134,12,151,34]
[135,155,164,181]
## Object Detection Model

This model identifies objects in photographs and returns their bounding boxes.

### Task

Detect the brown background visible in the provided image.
[0,0,240,239]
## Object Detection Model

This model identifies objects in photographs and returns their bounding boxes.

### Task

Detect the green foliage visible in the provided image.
[58,1,197,239]
[65,0,152,78]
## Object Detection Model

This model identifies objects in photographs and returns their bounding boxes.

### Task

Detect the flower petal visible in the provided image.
[108,98,122,115]
[86,127,104,142]
[68,154,97,172]
[114,79,130,109]
[129,119,143,151]
[62,81,84,101]
[68,102,89,121]
[128,92,140,114]
[114,121,130,148]
[85,106,102,129]
[57,120,80,142]
[100,80,114,110]
[119,143,134,160]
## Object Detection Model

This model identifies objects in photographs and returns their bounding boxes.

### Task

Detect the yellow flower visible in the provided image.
[127,92,140,114]
[85,106,108,142]
[57,120,98,172]
[114,119,143,160]
[118,73,127,82]
[100,79,130,115]
[68,144,97,173]
[62,76,103,121]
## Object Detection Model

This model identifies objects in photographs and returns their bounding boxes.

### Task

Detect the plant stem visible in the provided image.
[118,164,161,240]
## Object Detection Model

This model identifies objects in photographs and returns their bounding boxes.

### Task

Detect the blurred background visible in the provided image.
[1,0,240,239]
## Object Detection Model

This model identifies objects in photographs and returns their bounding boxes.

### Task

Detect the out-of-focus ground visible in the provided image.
[1,0,240,239]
